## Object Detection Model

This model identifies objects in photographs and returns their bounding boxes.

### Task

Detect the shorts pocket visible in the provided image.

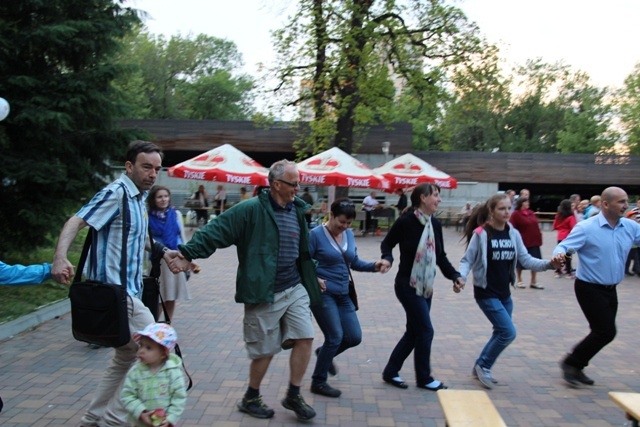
[243,320,263,344]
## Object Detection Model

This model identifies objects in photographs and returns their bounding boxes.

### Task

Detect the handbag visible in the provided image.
[68,195,131,347]
[141,275,160,321]
[142,230,163,321]
[327,227,359,311]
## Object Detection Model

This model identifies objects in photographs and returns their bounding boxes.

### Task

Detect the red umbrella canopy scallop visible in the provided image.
[167,144,269,187]
[297,147,389,190]
[373,153,457,190]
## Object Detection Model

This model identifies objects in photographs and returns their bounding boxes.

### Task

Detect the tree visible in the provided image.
[437,44,512,152]
[269,0,482,156]
[618,63,640,154]
[113,31,255,120]
[503,59,615,154]
[0,0,141,254]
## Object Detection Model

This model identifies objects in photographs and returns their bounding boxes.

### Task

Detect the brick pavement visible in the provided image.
[1,226,639,426]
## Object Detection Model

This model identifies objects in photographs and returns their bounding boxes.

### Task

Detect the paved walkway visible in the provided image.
[1,226,639,426]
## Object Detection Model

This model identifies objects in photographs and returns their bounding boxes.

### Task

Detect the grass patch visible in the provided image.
[0,230,86,323]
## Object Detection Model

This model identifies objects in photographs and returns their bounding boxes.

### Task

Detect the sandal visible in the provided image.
[530,283,544,290]
[516,281,526,288]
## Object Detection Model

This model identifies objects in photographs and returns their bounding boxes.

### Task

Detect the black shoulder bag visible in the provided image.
[68,192,131,347]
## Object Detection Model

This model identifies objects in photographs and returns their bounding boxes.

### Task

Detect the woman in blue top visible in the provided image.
[148,186,192,321]
[309,198,389,398]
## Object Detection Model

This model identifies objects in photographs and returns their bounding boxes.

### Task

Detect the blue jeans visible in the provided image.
[475,297,516,370]
[383,282,435,385]
[310,292,362,385]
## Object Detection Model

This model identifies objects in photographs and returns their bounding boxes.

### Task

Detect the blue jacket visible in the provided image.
[309,226,376,295]
[0,261,51,286]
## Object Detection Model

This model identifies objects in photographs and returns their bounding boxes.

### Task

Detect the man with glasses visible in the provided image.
[167,160,321,421]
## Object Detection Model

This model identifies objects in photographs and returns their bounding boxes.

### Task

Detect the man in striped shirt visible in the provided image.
[52,140,164,427]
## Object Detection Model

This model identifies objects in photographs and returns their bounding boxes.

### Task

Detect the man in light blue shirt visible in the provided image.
[52,140,166,427]
[553,186,640,386]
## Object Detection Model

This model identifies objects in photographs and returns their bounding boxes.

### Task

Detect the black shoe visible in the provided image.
[626,271,635,276]
[315,347,338,376]
[383,375,409,389]
[237,396,275,419]
[281,393,316,421]
[417,381,448,391]
[310,383,342,398]
[575,370,595,385]
[560,361,580,386]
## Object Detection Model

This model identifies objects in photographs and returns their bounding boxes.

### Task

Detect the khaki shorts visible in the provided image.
[243,283,314,359]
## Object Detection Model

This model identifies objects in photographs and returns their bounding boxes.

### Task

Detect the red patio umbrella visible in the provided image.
[297,147,390,190]
[373,153,457,190]
[167,144,269,187]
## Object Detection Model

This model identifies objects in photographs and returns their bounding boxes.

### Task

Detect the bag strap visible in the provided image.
[73,187,128,288]
[148,230,193,391]
[326,226,355,285]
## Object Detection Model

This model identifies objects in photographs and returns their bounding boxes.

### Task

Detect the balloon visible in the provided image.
[0,97,9,121]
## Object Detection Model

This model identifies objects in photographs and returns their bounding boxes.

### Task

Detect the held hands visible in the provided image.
[453,277,465,293]
[550,254,566,270]
[375,259,391,273]
[51,259,73,285]
[165,250,192,273]
[190,262,201,274]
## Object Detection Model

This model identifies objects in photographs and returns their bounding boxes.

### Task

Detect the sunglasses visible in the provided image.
[276,179,300,188]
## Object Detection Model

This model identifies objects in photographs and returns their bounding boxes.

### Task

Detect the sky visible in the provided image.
[127,0,640,93]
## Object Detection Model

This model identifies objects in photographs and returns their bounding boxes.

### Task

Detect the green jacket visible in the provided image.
[178,190,320,306]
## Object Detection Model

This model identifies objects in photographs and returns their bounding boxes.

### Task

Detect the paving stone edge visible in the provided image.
[0,298,70,341]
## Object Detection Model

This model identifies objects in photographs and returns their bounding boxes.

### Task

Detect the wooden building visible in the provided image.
[121,119,640,199]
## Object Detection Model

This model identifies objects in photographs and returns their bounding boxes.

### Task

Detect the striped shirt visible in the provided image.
[269,196,301,292]
[76,174,148,297]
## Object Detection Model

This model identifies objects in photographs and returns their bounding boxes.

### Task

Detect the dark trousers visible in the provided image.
[625,247,640,274]
[383,282,435,386]
[565,279,617,370]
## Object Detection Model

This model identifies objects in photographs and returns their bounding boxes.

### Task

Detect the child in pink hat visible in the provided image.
[121,323,186,427]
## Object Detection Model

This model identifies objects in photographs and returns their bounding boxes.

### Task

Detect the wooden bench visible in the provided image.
[437,389,507,427]
[609,391,640,427]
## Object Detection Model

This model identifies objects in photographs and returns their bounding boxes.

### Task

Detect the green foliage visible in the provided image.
[113,31,256,120]
[438,57,616,154]
[269,0,482,155]
[618,63,640,154]
[0,0,142,255]
[0,229,85,322]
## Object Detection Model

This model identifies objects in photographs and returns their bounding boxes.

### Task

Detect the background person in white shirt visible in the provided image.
[362,191,379,234]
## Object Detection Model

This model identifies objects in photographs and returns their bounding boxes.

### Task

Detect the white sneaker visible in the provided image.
[473,364,494,389]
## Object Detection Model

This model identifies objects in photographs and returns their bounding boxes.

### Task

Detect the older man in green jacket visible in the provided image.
[171,160,320,421]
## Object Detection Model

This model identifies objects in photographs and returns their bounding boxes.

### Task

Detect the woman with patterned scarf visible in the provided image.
[380,183,464,391]
[148,185,192,320]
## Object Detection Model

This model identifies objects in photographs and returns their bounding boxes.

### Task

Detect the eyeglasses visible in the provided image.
[276,179,300,188]
[339,201,355,207]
